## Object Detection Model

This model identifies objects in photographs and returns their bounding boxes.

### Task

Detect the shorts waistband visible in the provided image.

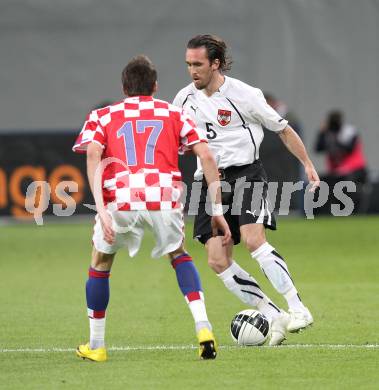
[218,160,261,180]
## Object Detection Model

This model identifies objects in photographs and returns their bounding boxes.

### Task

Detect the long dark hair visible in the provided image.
[187,34,232,72]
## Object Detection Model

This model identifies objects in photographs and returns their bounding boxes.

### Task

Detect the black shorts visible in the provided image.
[193,160,276,245]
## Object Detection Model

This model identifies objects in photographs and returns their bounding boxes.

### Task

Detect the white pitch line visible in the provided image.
[1,344,378,353]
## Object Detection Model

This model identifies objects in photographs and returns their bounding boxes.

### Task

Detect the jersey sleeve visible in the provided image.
[172,84,193,108]
[172,90,184,108]
[72,110,106,153]
[177,109,207,154]
[172,93,180,108]
[248,89,288,132]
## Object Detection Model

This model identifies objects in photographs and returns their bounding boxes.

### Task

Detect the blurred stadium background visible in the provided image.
[1,1,379,389]
[1,0,379,219]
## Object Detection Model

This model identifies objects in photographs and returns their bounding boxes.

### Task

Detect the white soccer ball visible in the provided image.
[230,309,270,346]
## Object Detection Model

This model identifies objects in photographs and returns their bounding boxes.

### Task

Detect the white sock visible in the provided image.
[186,293,212,332]
[217,261,281,321]
[89,317,106,349]
[252,242,306,311]
[257,301,281,321]
[285,289,306,311]
[195,321,212,333]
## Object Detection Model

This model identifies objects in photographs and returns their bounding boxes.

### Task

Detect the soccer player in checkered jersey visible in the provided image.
[73,55,231,361]
[173,35,320,346]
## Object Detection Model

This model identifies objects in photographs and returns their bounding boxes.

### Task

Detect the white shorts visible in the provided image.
[92,209,184,258]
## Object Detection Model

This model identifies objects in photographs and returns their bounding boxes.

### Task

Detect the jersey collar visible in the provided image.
[217,75,229,93]
[197,75,229,98]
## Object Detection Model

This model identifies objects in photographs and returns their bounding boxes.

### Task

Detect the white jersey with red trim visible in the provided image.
[73,96,206,210]
[173,76,288,178]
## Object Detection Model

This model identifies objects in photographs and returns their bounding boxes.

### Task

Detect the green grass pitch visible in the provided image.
[1,216,378,389]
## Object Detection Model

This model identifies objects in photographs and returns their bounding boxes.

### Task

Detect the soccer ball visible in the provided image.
[230,309,270,346]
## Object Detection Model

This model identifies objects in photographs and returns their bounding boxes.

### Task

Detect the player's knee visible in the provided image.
[168,244,186,260]
[207,252,232,274]
[240,225,266,252]
[91,248,115,271]
[242,234,265,252]
[207,255,223,273]
[205,237,231,273]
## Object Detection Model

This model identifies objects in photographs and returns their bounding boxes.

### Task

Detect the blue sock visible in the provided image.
[171,253,202,296]
[86,268,110,318]
[171,254,212,331]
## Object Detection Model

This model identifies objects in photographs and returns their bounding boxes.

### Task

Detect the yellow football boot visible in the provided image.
[76,343,107,362]
[197,328,217,360]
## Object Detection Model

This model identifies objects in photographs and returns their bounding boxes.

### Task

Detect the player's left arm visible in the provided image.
[278,125,320,192]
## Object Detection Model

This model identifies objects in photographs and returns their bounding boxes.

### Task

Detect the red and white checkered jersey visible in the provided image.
[73,96,206,210]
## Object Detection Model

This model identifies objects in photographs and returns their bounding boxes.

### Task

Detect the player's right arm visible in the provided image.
[73,108,115,244]
[86,142,115,245]
[191,142,231,246]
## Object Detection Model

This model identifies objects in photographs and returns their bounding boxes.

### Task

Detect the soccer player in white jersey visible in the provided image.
[73,55,231,361]
[173,35,320,345]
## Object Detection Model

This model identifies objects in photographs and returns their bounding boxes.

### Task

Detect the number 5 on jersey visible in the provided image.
[205,122,217,140]
[117,120,163,166]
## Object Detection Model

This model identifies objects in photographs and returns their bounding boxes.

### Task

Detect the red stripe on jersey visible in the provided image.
[117,203,131,211]
[97,107,110,116]
[93,131,105,145]
[186,291,201,302]
[140,109,154,116]
[186,129,203,144]
[124,101,139,108]
[161,187,173,201]
[145,173,160,186]
[145,201,162,210]
[153,100,169,109]
[130,190,146,202]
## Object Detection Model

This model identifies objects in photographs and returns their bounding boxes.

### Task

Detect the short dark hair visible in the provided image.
[121,55,157,96]
[187,34,232,72]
